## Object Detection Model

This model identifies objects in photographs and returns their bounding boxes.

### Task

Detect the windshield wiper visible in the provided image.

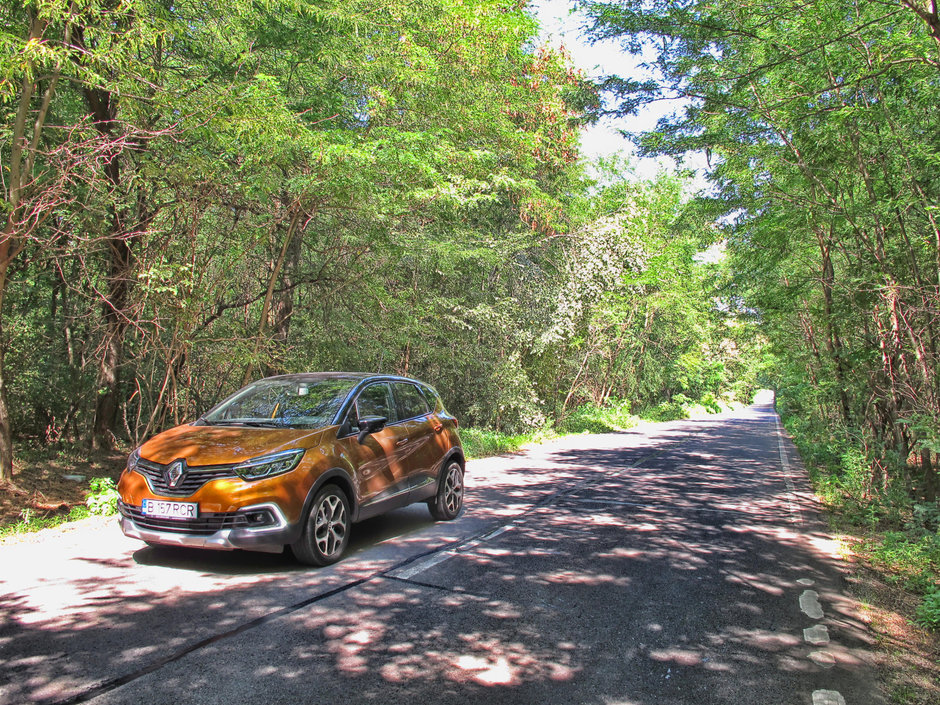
[212,420,288,428]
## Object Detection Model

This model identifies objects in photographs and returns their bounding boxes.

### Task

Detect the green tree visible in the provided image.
[2,0,592,470]
[582,0,940,496]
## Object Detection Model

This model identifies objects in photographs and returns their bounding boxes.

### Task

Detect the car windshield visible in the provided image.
[202,378,355,429]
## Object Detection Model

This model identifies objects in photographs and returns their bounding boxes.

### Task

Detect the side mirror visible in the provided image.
[357,416,387,444]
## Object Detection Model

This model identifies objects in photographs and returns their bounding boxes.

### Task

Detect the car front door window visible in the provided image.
[356,383,395,423]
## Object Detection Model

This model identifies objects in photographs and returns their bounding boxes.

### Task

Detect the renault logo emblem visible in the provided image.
[166,460,185,488]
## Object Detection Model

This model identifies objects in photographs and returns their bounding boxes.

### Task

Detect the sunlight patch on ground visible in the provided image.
[452,654,517,686]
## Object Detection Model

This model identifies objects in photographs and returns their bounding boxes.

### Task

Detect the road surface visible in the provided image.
[0,395,881,704]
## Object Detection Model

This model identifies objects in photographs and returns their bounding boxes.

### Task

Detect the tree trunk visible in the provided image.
[0,248,12,483]
[83,72,137,449]
[91,267,131,447]
[921,450,938,501]
[243,207,302,384]
[814,226,852,424]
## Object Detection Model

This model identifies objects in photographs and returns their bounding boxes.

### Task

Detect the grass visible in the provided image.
[862,531,940,594]
[463,393,743,460]
[0,504,93,539]
[460,427,559,459]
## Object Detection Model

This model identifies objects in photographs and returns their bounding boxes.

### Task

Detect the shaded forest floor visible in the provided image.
[0,447,125,531]
[841,539,940,705]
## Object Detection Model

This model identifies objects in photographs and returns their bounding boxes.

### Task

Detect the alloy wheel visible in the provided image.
[314,494,347,558]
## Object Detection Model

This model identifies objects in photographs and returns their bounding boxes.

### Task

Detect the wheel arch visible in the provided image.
[441,448,465,475]
[301,468,358,525]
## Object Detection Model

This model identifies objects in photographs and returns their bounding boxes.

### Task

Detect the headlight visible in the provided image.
[128,448,141,472]
[234,449,305,481]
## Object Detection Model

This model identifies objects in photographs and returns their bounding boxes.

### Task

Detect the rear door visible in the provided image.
[391,381,442,497]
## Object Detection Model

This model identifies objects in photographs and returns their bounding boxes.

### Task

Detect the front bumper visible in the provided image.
[118,501,297,554]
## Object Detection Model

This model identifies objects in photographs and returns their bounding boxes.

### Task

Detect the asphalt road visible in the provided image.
[0,394,882,705]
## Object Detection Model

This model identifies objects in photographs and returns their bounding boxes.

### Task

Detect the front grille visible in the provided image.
[135,458,237,497]
[118,501,252,535]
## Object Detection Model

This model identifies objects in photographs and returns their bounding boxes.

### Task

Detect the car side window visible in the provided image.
[417,384,441,412]
[355,383,396,424]
[394,383,430,421]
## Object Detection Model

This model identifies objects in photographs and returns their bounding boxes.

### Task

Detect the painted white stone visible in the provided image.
[804,624,830,645]
[798,578,815,586]
[800,589,824,619]
[809,650,836,668]
[812,689,846,705]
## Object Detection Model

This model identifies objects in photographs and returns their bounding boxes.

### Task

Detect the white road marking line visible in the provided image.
[562,497,768,516]
[800,590,825,619]
[393,551,456,580]
[804,624,830,645]
[812,690,845,705]
[394,523,518,579]
[481,526,511,540]
[775,416,804,526]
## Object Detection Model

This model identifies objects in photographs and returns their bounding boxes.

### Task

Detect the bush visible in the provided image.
[915,589,940,630]
[85,477,119,516]
[865,531,940,593]
[558,399,639,434]
[641,395,691,422]
[460,427,554,459]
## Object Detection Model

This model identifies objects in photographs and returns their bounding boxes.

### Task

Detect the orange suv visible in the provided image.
[117,373,464,565]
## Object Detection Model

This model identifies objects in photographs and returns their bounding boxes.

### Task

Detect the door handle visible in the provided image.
[396,438,409,447]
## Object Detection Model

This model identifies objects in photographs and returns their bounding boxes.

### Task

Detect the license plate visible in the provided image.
[141,499,198,519]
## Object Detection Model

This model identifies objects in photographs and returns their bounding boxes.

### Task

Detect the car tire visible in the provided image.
[291,485,351,566]
[428,460,464,521]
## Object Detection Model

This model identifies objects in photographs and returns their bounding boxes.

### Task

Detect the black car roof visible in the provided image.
[262,372,425,385]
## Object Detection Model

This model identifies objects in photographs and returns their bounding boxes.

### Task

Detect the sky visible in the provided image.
[530,0,708,183]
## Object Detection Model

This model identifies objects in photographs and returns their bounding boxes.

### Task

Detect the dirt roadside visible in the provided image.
[0,448,125,530]
[843,560,940,705]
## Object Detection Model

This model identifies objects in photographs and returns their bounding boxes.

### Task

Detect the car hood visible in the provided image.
[137,424,328,466]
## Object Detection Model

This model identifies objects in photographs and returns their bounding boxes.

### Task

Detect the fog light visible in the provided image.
[243,509,276,526]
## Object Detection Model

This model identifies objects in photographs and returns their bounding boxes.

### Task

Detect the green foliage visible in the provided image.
[783,406,940,630]
[639,396,690,423]
[559,399,639,434]
[865,531,940,595]
[2,0,762,491]
[909,504,940,534]
[0,504,90,539]
[460,427,556,460]
[2,0,593,449]
[85,477,118,516]
[915,589,940,630]
[578,22,940,667]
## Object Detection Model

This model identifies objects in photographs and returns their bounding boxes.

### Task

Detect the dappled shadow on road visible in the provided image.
[0,403,880,704]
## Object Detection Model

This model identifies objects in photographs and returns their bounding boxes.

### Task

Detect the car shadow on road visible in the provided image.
[128,505,439,576]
